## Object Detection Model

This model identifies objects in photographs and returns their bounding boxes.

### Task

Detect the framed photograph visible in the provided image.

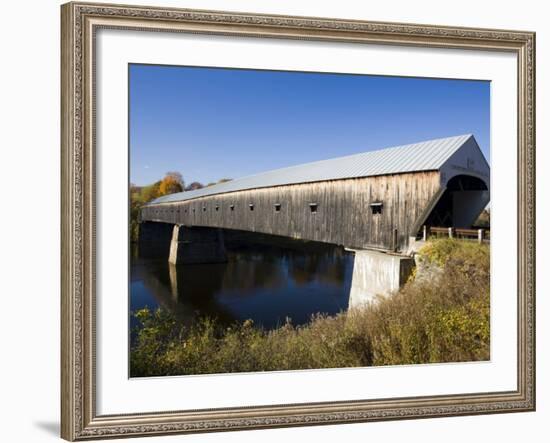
[61,1,536,440]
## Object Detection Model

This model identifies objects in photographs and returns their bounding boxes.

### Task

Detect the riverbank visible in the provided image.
[130,238,490,377]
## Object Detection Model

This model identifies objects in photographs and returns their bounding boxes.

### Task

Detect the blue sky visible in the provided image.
[129,64,490,186]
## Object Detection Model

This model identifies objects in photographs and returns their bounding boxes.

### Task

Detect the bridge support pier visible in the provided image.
[169,225,227,265]
[348,250,415,308]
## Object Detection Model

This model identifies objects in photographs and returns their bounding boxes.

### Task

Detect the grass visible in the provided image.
[130,238,490,377]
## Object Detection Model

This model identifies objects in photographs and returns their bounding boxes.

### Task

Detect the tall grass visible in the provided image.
[130,238,490,377]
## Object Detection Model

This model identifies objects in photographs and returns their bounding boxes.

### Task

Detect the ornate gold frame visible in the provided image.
[61,2,536,440]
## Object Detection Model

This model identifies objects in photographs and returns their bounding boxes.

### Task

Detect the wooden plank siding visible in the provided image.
[140,171,442,252]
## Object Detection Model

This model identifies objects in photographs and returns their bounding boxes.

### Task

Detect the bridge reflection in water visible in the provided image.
[130,233,354,331]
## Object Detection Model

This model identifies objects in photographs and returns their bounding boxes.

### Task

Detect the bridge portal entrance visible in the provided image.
[423,174,489,229]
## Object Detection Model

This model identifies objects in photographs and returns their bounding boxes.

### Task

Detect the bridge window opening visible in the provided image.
[202,206,207,212]
[370,202,383,215]
[192,208,196,213]
[230,205,235,211]
[249,204,254,211]
[274,203,281,212]
[215,205,219,211]
[309,203,318,213]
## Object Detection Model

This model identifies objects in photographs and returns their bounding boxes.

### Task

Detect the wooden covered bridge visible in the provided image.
[140,134,490,266]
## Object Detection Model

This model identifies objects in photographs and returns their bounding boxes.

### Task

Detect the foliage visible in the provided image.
[419,237,490,270]
[206,178,233,187]
[130,239,490,376]
[129,172,183,242]
[129,173,231,242]
[159,175,183,195]
[185,181,204,191]
[165,171,184,188]
[362,239,489,365]
[188,178,232,189]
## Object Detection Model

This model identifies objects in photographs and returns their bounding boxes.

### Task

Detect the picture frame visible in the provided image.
[60,1,536,440]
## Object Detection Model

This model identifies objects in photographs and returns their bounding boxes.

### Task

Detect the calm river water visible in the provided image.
[130,239,354,331]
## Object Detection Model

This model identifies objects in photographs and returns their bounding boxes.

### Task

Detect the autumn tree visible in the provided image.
[165,171,184,188]
[159,175,183,195]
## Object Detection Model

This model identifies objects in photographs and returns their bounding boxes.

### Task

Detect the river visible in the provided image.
[130,237,354,332]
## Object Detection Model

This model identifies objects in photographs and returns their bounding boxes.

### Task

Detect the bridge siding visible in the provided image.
[140,171,441,251]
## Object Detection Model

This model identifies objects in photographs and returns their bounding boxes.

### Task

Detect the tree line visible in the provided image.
[129,171,232,242]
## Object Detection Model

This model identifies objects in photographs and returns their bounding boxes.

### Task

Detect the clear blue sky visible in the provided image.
[129,64,490,186]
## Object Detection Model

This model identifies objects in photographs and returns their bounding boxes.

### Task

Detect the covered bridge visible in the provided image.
[140,134,490,255]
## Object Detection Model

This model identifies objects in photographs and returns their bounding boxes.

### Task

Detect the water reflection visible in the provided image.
[130,239,354,331]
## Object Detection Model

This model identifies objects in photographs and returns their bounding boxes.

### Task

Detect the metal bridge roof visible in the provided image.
[149,134,475,205]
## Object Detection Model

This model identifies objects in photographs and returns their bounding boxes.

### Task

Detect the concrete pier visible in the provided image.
[168,225,227,265]
[348,249,415,308]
